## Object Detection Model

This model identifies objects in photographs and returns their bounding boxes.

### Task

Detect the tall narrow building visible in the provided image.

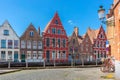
[43,12,68,63]
[20,24,43,62]
[106,0,120,61]
[0,20,20,62]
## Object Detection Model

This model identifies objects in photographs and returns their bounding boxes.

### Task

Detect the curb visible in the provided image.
[0,69,22,75]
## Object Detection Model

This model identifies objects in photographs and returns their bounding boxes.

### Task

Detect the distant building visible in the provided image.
[81,31,93,62]
[43,12,68,62]
[87,26,107,61]
[0,20,20,62]
[20,24,43,62]
[68,27,82,63]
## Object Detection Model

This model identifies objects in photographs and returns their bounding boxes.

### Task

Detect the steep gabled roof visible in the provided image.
[20,23,41,39]
[0,20,19,38]
[69,30,83,45]
[87,26,101,44]
[44,12,63,33]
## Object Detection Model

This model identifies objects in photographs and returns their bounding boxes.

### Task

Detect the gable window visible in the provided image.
[58,29,61,34]
[46,38,50,47]
[1,40,6,48]
[73,39,75,44]
[52,38,55,47]
[55,20,58,24]
[52,28,56,34]
[63,39,66,48]
[58,39,60,48]
[4,30,9,35]
[30,31,34,37]
[48,29,50,33]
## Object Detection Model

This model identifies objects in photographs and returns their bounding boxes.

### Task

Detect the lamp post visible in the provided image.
[98,5,106,24]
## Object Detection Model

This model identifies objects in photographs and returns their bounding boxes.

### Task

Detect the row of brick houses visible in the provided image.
[0,12,107,63]
[68,26,107,63]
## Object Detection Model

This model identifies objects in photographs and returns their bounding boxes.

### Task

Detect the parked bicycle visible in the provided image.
[100,57,115,73]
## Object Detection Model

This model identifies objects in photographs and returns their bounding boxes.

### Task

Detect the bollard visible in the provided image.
[8,61,10,69]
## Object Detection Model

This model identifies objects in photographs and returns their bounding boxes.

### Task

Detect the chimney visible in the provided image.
[38,27,40,35]
[74,26,79,36]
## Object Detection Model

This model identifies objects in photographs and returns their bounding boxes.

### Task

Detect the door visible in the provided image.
[14,52,18,62]
[21,54,25,62]
[46,51,50,62]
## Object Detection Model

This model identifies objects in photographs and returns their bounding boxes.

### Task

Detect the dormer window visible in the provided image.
[55,20,58,24]
[30,31,34,37]
[4,30,9,35]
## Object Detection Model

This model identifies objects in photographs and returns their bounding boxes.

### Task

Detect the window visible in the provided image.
[52,51,56,59]
[86,48,88,51]
[8,51,12,60]
[46,38,50,47]
[62,31,64,35]
[63,39,66,47]
[38,41,42,49]
[58,29,61,34]
[14,40,18,49]
[30,31,34,37]
[1,40,6,48]
[62,51,66,59]
[8,40,12,49]
[73,39,75,44]
[48,29,50,33]
[4,30,9,35]
[52,38,55,47]
[55,20,58,24]
[85,37,88,42]
[33,41,37,49]
[21,40,26,48]
[58,39,60,48]
[52,28,56,34]
[33,53,37,59]
[38,51,42,59]
[81,45,83,51]
[27,40,31,49]
[1,51,5,60]
[57,51,60,59]
[98,51,100,58]
[27,52,31,59]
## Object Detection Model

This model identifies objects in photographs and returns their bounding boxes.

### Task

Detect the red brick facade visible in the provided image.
[43,12,68,62]
[81,32,93,62]
[106,0,120,61]
[87,26,107,61]
[20,24,43,62]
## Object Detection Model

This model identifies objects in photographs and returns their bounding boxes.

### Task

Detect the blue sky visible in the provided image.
[0,0,113,37]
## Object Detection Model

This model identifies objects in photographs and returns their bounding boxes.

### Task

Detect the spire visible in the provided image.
[38,26,40,35]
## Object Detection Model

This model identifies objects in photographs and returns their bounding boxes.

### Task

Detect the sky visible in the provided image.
[0,0,113,37]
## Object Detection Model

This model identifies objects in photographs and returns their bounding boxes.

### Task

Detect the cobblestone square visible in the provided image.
[0,68,116,80]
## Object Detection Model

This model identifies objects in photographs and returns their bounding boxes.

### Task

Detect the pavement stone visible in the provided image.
[0,68,117,80]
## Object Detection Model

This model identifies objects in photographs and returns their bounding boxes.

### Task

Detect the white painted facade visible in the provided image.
[0,21,20,62]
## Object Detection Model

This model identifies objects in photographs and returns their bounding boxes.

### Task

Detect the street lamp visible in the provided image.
[98,5,106,24]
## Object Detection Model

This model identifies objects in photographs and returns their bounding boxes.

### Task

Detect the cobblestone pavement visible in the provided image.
[0,68,116,80]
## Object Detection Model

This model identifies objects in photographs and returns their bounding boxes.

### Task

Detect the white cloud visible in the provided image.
[68,20,73,25]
